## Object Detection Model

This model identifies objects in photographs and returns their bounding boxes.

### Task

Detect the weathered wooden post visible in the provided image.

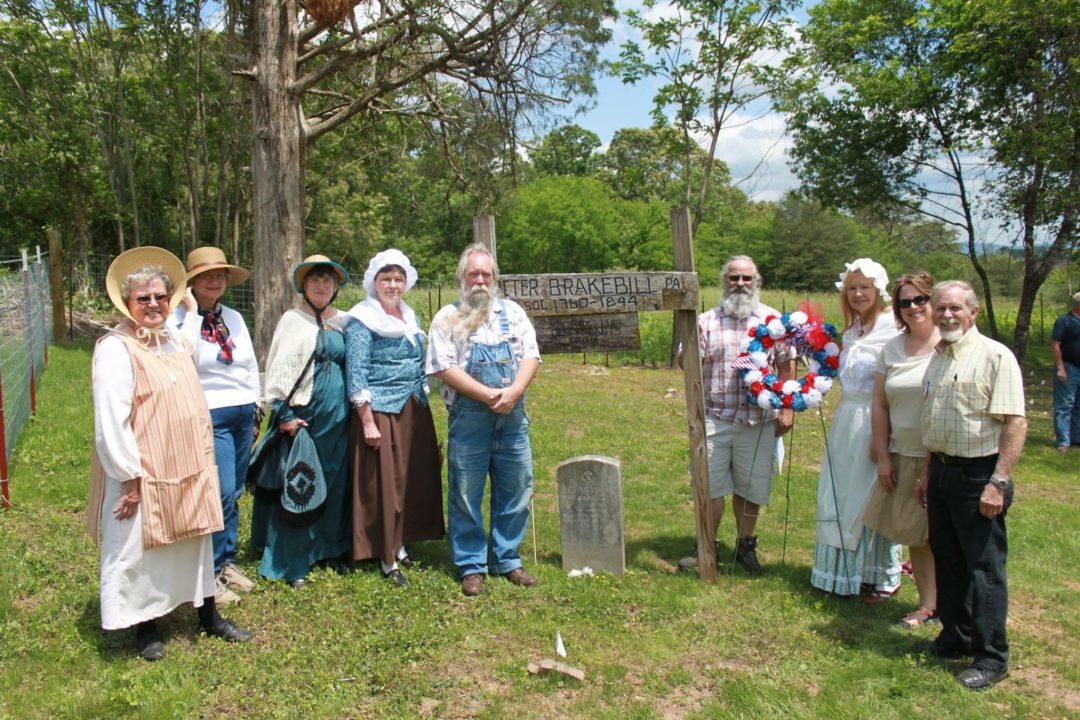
[47,230,65,342]
[670,208,715,581]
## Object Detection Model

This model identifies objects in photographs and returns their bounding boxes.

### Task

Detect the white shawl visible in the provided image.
[346,297,424,345]
[263,308,345,408]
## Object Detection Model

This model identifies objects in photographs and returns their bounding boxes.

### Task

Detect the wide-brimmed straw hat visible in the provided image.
[292,254,350,293]
[105,247,188,323]
[185,246,250,285]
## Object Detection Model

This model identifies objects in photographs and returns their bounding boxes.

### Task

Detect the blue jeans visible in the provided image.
[446,398,533,577]
[1053,363,1080,447]
[210,403,255,572]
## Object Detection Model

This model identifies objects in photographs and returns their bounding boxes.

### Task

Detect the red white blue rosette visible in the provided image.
[734,308,841,412]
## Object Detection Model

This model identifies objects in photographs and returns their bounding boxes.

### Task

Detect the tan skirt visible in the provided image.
[861,453,929,547]
[350,395,445,565]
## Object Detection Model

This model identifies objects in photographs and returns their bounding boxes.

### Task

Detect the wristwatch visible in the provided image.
[989,476,1010,492]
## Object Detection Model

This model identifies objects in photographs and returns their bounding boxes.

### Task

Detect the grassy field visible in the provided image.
[1,324,1078,718]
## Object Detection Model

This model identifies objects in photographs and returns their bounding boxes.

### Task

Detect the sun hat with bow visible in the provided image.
[105,247,188,323]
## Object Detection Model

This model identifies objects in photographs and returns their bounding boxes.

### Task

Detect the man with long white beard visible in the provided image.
[678,256,795,575]
[916,280,1027,690]
[426,243,541,597]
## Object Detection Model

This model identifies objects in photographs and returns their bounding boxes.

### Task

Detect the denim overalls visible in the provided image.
[446,300,534,577]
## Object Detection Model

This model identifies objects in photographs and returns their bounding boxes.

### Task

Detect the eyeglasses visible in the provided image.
[898,294,930,310]
[134,293,169,306]
[727,274,755,283]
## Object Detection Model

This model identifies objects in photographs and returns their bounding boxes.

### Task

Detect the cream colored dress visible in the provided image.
[90,327,220,630]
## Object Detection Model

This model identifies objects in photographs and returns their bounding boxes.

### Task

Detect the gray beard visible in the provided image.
[720,287,759,320]
[456,285,496,335]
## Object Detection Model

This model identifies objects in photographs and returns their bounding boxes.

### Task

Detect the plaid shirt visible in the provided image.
[921,327,1026,457]
[698,303,793,427]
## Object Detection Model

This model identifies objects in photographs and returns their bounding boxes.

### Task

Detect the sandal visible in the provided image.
[896,607,938,629]
[861,586,899,605]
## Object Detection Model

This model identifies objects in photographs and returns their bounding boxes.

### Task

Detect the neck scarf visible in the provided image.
[199,304,235,365]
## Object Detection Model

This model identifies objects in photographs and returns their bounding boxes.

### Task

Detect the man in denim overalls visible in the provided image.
[426,244,541,597]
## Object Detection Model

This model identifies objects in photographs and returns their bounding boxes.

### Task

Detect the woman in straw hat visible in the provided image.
[345,249,445,587]
[88,247,251,662]
[167,246,260,605]
[250,254,353,587]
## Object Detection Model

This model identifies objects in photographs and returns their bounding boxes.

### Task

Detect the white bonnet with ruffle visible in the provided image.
[836,257,890,301]
[362,248,418,297]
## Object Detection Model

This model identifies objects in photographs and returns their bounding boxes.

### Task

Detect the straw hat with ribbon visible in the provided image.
[292,254,350,293]
[105,247,188,324]
[185,246,250,285]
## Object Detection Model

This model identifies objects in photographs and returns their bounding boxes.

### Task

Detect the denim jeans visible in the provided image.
[446,397,533,577]
[1053,362,1080,447]
[210,402,255,572]
[928,454,1012,671]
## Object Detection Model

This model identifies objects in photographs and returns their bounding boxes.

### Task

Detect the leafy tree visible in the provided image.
[597,126,686,204]
[779,0,1080,365]
[239,0,616,354]
[613,0,797,363]
[765,193,868,292]
[613,0,796,232]
[529,124,602,177]
[498,175,619,272]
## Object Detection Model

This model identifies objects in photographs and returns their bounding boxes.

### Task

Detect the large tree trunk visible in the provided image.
[251,0,304,364]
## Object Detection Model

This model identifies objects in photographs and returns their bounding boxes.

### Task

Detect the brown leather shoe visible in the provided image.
[503,568,538,587]
[461,573,484,596]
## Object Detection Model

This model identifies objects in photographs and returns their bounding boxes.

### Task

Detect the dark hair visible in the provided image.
[891,271,935,332]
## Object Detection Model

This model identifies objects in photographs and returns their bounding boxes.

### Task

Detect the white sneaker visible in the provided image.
[214,577,241,607]
[219,564,255,593]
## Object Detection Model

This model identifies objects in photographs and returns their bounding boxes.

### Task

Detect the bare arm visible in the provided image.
[870,373,896,490]
[981,414,1028,518]
[1051,340,1066,382]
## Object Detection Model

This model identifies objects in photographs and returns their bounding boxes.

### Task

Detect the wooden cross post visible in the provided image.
[670,208,716,582]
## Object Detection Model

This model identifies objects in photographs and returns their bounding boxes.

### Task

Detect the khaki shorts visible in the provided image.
[705,416,777,505]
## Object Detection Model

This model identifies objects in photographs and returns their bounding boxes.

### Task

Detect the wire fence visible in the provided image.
[0,249,53,508]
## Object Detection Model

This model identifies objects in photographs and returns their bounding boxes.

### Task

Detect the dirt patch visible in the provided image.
[1011,665,1080,714]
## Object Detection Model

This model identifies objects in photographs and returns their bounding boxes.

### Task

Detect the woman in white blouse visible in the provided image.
[88,247,251,662]
[169,247,260,605]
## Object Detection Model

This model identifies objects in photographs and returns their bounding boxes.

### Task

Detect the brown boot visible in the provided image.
[734,536,764,575]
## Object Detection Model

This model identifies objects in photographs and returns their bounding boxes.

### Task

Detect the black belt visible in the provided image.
[932,452,998,466]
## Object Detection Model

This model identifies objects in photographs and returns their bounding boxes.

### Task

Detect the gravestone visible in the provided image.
[557,455,625,574]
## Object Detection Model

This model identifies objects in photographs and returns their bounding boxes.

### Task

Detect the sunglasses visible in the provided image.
[134,293,170,306]
[727,274,755,283]
[897,294,930,310]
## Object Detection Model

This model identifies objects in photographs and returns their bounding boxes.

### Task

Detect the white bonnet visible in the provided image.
[836,258,889,301]
[363,248,418,296]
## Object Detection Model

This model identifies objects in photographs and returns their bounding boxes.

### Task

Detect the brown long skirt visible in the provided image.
[350,395,445,565]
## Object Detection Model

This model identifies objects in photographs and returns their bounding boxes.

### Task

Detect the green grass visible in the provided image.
[1,338,1078,718]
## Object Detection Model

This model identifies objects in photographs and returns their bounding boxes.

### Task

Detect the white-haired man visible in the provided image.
[426,243,541,597]
[678,256,795,574]
[916,280,1027,690]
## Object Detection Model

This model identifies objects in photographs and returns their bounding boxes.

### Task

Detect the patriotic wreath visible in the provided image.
[735,304,841,412]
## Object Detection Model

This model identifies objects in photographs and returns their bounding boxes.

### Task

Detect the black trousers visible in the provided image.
[927,454,1012,671]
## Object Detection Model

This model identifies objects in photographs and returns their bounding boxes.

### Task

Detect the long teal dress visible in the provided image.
[251,328,351,582]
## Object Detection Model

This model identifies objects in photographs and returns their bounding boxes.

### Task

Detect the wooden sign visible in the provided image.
[498,272,698,317]
[532,313,640,353]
